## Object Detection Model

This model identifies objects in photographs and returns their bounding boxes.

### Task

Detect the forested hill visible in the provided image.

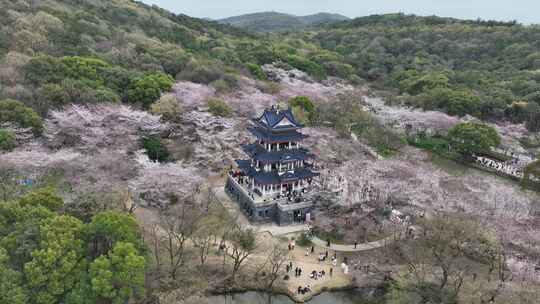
[0,0,253,112]
[218,12,350,32]
[0,0,355,117]
[301,13,540,130]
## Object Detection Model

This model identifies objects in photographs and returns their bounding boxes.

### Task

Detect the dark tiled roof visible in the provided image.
[247,126,307,143]
[254,107,303,130]
[235,159,319,186]
[242,144,315,164]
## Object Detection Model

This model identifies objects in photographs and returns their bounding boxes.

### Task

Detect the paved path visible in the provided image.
[310,235,396,252]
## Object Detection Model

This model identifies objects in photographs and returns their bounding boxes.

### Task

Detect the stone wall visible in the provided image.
[225,176,276,223]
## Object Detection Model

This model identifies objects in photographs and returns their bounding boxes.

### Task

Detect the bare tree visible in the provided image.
[257,242,288,290]
[392,214,509,303]
[226,225,257,281]
[191,192,222,266]
[160,193,207,280]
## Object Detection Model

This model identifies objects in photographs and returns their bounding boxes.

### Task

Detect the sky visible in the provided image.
[140,0,539,24]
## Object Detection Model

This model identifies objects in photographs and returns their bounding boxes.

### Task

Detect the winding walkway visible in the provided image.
[310,235,396,252]
[215,185,400,252]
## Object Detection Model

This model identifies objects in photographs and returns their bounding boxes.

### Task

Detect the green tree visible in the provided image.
[0,129,16,151]
[24,215,85,304]
[127,73,174,109]
[61,56,109,84]
[89,242,145,304]
[0,201,55,269]
[0,99,43,135]
[141,135,170,163]
[207,98,232,117]
[446,90,481,117]
[524,101,540,132]
[246,63,267,80]
[150,95,183,122]
[23,55,65,85]
[227,226,257,280]
[447,123,501,156]
[288,95,315,121]
[400,72,449,95]
[19,187,64,211]
[0,247,28,304]
[84,212,142,258]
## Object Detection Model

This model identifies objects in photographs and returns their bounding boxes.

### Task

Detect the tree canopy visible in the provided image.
[447,122,501,155]
[0,188,146,304]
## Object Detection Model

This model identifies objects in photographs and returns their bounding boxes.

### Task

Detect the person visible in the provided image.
[298,286,303,294]
[330,267,333,277]
[354,240,358,249]
[298,268,302,276]
[286,264,290,272]
[305,249,310,256]
[321,270,325,276]
[325,251,328,259]
[288,243,292,251]
[327,238,331,247]
[311,245,314,253]
[289,261,293,269]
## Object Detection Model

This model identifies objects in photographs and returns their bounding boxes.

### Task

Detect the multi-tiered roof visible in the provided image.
[236,106,318,190]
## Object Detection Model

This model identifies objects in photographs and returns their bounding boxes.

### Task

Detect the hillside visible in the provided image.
[295,13,540,130]
[218,11,350,32]
[1,2,540,304]
[0,0,358,117]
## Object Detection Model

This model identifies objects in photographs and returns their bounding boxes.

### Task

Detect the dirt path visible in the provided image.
[282,242,353,302]
[311,235,395,252]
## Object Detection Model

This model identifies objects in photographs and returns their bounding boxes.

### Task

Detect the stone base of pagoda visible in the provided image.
[225,174,314,226]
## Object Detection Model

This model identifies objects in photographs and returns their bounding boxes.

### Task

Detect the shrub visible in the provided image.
[177,60,224,84]
[207,98,232,117]
[446,90,481,117]
[23,55,65,85]
[256,81,281,95]
[150,95,183,122]
[247,63,267,80]
[37,83,68,108]
[284,55,326,80]
[127,73,174,109]
[0,99,43,135]
[0,129,16,151]
[289,96,316,125]
[141,135,170,163]
[447,122,501,156]
[210,73,240,94]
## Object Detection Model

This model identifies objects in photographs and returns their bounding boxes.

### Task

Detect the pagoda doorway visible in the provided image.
[293,210,305,223]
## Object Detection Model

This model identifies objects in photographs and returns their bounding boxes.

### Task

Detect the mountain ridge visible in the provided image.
[218,11,350,32]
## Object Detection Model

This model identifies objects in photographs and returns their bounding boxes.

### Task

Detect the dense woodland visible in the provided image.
[301,14,540,130]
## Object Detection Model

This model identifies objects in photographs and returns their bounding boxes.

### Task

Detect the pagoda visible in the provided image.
[226,105,319,225]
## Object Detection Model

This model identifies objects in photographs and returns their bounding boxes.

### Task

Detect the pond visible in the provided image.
[205,290,380,304]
